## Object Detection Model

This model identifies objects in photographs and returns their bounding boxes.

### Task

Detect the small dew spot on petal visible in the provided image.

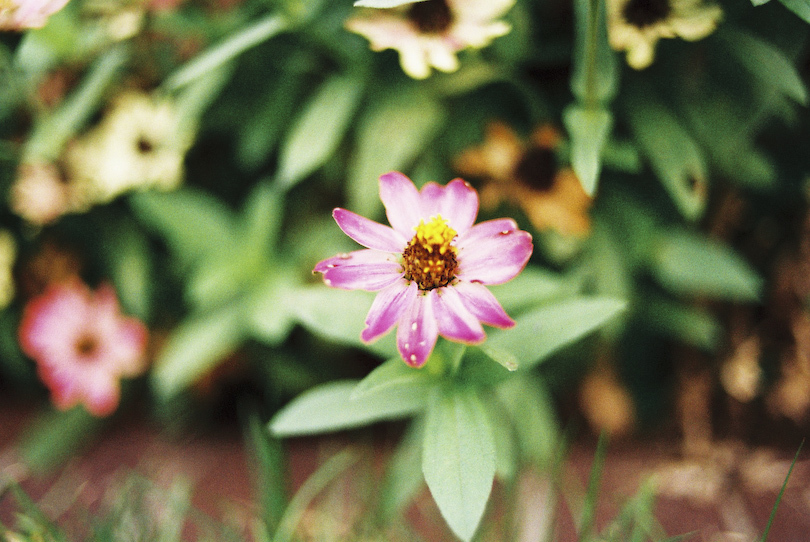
[411,322,418,331]
[337,253,351,260]
[410,354,417,363]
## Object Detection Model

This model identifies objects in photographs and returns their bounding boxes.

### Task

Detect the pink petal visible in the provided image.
[433,286,486,344]
[82,375,120,417]
[380,172,422,238]
[361,280,415,343]
[453,280,515,328]
[457,221,533,285]
[333,208,406,252]
[458,218,521,244]
[314,249,404,291]
[419,179,478,235]
[396,291,438,367]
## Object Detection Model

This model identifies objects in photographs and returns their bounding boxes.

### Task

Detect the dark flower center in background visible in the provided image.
[408,0,453,34]
[622,0,672,28]
[402,216,458,290]
[75,333,100,359]
[136,136,154,154]
[514,146,558,192]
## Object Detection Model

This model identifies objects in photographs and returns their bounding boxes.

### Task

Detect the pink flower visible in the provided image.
[0,0,71,31]
[315,171,533,367]
[19,279,148,416]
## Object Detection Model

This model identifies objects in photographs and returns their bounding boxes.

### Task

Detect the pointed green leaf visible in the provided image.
[642,296,722,351]
[17,407,103,473]
[269,380,427,436]
[161,13,289,92]
[486,297,627,369]
[354,0,426,6]
[423,387,496,542]
[570,0,618,104]
[488,266,575,315]
[245,412,288,534]
[247,270,296,345]
[104,220,153,321]
[380,419,426,521]
[277,74,364,189]
[130,188,237,268]
[563,105,612,196]
[625,94,708,221]
[289,286,397,358]
[495,375,559,465]
[352,357,436,400]
[651,230,762,302]
[23,45,129,162]
[778,0,810,24]
[719,27,807,105]
[348,89,445,216]
[151,305,245,398]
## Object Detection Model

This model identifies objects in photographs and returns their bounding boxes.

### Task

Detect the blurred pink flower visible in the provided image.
[0,0,70,30]
[315,171,532,367]
[19,279,148,416]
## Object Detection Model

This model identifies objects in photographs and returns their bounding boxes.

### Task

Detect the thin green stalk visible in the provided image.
[272,448,358,542]
[758,439,804,542]
[583,0,601,110]
[161,13,289,93]
[577,432,608,542]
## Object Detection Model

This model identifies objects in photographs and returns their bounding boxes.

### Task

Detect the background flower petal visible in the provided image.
[453,280,515,328]
[361,280,415,343]
[397,292,438,367]
[334,208,406,252]
[434,286,486,344]
[380,172,422,236]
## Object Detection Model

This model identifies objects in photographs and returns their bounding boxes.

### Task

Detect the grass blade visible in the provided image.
[758,439,804,542]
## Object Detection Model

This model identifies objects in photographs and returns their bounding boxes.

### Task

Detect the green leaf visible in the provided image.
[563,105,612,196]
[351,357,437,400]
[104,220,153,321]
[495,375,559,465]
[485,297,627,370]
[277,74,364,189]
[23,45,129,162]
[247,270,296,345]
[151,305,245,398]
[289,286,398,358]
[269,380,427,436]
[161,13,289,92]
[488,266,575,315]
[129,188,237,269]
[651,230,762,302]
[422,387,496,542]
[17,407,104,473]
[354,0,425,6]
[759,440,804,541]
[750,0,770,5]
[348,88,445,216]
[778,0,810,23]
[570,0,618,105]
[625,93,708,221]
[379,419,426,521]
[244,412,288,534]
[642,296,722,351]
[719,27,807,105]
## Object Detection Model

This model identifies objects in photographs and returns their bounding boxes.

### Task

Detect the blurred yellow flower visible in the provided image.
[10,162,72,226]
[0,230,16,310]
[64,90,193,207]
[345,0,514,80]
[454,122,592,237]
[0,0,69,30]
[607,0,722,69]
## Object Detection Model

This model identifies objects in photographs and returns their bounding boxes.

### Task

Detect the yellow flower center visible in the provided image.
[0,0,17,14]
[402,215,458,290]
[408,0,453,34]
